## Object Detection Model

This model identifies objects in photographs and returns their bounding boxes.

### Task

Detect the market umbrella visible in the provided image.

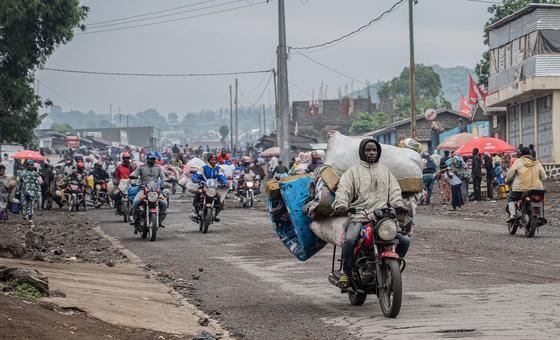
[454,137,516,156]
[260,147,280,157]
[436,132,475,151]
[11,150,45,161]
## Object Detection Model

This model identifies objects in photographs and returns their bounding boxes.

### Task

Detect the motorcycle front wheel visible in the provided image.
[149,212,158,241]
[202,208,212,234]
[378,259,402,318]
[525,215,538,238]
[123,202,129,223]
[507,221,518,235]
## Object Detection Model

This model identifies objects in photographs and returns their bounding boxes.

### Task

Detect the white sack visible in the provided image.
[325,131,422,180]
[220,164,235,179]
[186,157,206,168]
[309,217,351,247]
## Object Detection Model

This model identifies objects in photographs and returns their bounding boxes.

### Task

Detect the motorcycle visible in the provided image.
[328,207,410,318]
[93,180,112,209]
[189,179,221,234]
[135,180,162,241]
[237,175,259,208]
[116,179,131,222]
[507,190,547,238]
[65,178,86,212]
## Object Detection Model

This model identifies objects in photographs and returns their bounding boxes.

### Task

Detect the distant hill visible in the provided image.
[430,65,475,110]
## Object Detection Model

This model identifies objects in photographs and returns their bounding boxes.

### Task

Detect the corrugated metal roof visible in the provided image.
[486,3,560,31]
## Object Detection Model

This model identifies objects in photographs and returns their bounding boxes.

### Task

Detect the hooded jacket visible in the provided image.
[333,139,403,214]
[506,155,546,192]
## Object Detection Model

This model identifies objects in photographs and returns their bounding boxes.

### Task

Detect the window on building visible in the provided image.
[521,101,534,147]
[507,105,520,148]
[537,95,553,162]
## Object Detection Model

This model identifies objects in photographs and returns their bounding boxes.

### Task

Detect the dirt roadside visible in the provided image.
[0,211,230,340]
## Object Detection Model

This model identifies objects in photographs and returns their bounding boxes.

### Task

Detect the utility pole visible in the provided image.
[258,112,262,136]
[118,107,122,128]
[110,104,113,128]
[229,85,234,150]
[277,0,290,164]
[234,78,239,147]
[262,104,267,135]
[127,114,129,128]
[273,69,280,147]
[409,0,417,139]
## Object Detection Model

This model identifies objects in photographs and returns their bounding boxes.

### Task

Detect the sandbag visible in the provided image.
[267,175,326,261]
[325,132,423,193]
[186,157,206,168]
[309,217,351,247]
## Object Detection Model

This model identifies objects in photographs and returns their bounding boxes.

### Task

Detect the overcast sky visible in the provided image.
[37,0,492,116]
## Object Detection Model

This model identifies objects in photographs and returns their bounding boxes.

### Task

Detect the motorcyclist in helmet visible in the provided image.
[63,157,75,176]
[129,152,168,230]
[191,154,228,222]
[112,152,135,214]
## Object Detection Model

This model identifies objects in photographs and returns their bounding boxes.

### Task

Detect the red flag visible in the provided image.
[468,75,478,105]
[459,95,473,119]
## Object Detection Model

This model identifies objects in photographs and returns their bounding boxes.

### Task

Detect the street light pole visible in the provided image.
[409,0,417,140]
[235,78,239,148]
[277,0,290,164]
[229,85,234,150]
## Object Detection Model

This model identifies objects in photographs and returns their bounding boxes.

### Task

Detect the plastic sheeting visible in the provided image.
[325,132,423,181]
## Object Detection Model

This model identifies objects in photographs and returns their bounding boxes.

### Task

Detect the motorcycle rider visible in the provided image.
[191,154,228,222]
[306,151,324,173]
[506,147,546,221]
[91,161,110,202]
[217,148,231,164]
[332,138,410,288]
[129,152,167,229]
[112,152,134,214]
[63,157,75,176]
[271,160,289,179]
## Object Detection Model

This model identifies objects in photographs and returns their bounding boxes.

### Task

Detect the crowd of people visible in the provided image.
[420,143,546,212]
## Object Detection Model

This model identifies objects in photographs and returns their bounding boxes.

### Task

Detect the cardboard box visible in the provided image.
[397,177,423,193]
[266,180,281,200]
[319,166,340,191]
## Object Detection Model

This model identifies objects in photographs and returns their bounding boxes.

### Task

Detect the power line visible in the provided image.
[289,0,406,51]
[288,80,313,97]
[84,0,219,27]
[78,1,272,35]
[83,0,247,30]
[37,80,88,111]
[248,71,274,107]
[41,67,273,77]
[461,0,501,4]
[291,50,366,86]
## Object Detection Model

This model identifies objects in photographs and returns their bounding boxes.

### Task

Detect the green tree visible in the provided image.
[219,125,229,142]
[51,122,73,134]
[350,111,390,135]
[378,64,451,119]
[475,0,560,87]
[0,0,87,145]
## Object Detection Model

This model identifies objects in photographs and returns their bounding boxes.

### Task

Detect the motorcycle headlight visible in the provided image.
[377,219,398,241]
[147,192,159,202]
[246,181,254,188]
[206,188,217,198]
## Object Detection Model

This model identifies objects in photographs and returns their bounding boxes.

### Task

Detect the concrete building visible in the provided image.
[72,127,161,148]
[364,109,491,153]
[486,3,560,166]
[291,98,378,142]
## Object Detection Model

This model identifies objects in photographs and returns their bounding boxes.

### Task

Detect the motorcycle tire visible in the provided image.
[149,212,158,242]
[378,259,402,318]
[141,222,149,239]
[249,196,254,208]
[199,210,204,232]
[526,216,538,238]
[82,198,87,211]
[46,200,52,210]
[348,290,367,306]
[68,198,73,212]
[202,209,212,234]
[507,221,518,235]
[123,203,129,223]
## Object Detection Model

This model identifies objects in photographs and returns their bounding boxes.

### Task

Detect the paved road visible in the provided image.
[91,194,560,339]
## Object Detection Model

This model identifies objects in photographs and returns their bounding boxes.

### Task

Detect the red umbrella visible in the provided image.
[454,137,516,156]
[436,132,475,151]
[11,150,45,161]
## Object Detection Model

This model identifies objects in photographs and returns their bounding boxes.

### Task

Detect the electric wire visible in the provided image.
[289,0,406,51]
[461,0,501,4]
[41,67,273,77]
[78,1,272,35]
[83,0,247,30]
[291,50,366,86]
[288,80,313,97]
[247,71,273,107]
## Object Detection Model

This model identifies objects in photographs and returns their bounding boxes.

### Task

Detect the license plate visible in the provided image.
[149,208,157,213]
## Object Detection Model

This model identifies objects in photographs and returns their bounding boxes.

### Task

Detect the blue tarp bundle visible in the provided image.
[267,175,326,261]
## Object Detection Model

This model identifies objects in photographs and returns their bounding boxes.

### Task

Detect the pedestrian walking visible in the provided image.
[421,152,437,205]
[471,148,482,201]
[484,153,494,199]
[529,144,537,159]
[443,168,464,211]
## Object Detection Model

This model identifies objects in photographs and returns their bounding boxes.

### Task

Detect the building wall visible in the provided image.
[291,99,375,142]
[73,127,159,147]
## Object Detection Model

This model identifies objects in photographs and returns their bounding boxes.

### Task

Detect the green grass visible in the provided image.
[0,279,44,300]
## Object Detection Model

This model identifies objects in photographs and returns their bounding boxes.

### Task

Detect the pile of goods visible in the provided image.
[266,132,423,261]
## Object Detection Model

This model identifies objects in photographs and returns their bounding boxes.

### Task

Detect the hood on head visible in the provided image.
[521,155,537,167]
[359,138,382,163]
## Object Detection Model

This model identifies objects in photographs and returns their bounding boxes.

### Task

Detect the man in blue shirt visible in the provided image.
[191,154,228,222]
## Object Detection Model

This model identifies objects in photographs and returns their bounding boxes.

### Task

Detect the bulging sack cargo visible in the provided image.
[325,132,423,192]
[267,175,326,261]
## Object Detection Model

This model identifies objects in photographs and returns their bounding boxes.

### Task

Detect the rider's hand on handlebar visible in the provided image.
[333,206,347,216]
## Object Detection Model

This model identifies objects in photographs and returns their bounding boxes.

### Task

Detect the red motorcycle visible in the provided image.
[328,207,410,318]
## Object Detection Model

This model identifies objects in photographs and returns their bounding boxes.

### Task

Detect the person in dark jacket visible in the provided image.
[529,144,537,159]
[471,148,483,201]
[483,153,494,199]
[40,163,62,209]
[421,152,437,205]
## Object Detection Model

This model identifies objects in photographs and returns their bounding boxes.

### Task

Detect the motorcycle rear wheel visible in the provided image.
[525,216,538,238]
[123,203,129,223]
[141,222,149,239]
[378,259,402,318]
[202,209,212,234]
[348,291,367,306]
[149,212,158,242]
[507,221,518,235]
